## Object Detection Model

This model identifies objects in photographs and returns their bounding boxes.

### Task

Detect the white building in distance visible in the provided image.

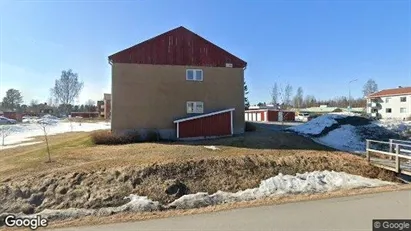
[367,86,411,120]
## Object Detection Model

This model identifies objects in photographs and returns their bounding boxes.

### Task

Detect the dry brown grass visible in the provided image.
[0,130,330,181]
[0,128,406,230]
[90,130,141,145]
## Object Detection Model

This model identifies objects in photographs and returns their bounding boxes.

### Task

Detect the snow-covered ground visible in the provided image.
[288,113,411,153]
[19,170,394,220]
[376,119,411,136]
[314,124,365,153]
[0,117,110,150]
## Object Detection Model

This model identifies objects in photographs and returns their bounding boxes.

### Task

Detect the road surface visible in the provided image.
[53,190,411,231]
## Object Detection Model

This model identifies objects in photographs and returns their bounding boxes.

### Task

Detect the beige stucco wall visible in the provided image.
[111,63,245,138]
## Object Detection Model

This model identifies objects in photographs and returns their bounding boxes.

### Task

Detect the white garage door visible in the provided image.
[252,113,257,121]
[257,113,261,121]
[245,113,249,121]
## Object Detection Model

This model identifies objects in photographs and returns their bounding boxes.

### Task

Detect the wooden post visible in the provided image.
[389,139,394,160]
[366,140,370,162]
[395,144,400,173]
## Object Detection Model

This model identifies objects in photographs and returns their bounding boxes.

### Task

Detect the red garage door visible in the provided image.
[267,110,279,121]
[174,108,234,139]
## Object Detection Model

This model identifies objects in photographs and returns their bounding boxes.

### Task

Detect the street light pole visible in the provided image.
[348,79,358,112]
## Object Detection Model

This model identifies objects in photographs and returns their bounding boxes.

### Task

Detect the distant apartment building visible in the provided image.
[367,86,411,120]
[97,93,111,119]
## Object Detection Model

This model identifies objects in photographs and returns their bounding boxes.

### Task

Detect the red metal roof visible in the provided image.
[368,86,411,98]
[108,26,247,68]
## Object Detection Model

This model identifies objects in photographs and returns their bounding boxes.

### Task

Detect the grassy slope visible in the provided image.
[0,128,331,181]
[0,126,403,229]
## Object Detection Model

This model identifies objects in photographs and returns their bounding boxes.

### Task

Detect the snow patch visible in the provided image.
[288,113,409,153]
[204,145,220,151]
[314,125,364,152]
[375,120,411,137]
[13,170,393,221]
[0,141,43,150]
[287,113,347,136]
[167,170,392,209]
[0,121,110,148]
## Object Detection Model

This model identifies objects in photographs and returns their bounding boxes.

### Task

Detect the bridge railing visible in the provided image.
[389,139,411,156]
[366,139,411,174]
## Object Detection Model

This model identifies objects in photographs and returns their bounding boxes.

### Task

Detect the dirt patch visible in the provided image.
[335,116,371,126]
[357,124,404,142]
[312,116,372,137]
[0,152,399,216]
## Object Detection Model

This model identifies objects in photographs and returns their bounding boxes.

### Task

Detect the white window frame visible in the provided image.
[400,107,407,113]
[385,97,391,103]
[400,97,407,102]
[186,69,203,81]
[386,108,392,113]
[186,101,204,114]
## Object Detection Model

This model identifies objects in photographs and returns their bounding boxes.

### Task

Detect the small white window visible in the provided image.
[385,97,391,103]
[187,101,204,113]
[400,108,407,113]
[386,108,392,113]
[186,70,194,80]
[187,102,194,113]
[186,69,203,81]
[400,97,407,102]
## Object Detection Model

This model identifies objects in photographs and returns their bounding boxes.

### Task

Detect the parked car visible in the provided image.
[295,113,310,122]
[0,116,17,124]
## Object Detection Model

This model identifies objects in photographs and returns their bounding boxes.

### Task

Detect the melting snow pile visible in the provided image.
[314,125,365,153]
[167,170,392,209]
[376,120,411,137]
[288,113,346,136]
[21,195,160,220]
[37,114,60,125]
[10,170,393,221]
[287,113,406,153]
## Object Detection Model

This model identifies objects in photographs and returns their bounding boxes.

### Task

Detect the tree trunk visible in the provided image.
[43,127,51,162]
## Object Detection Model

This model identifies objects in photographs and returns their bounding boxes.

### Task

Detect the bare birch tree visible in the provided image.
[38,121,52,163]
[293,87,304,108]
[51,69,84,115]
[283,84,293,107]
[0,125,12,146]
[271,83,279,106]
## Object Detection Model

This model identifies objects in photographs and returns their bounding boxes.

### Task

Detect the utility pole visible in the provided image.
[348,79,358,112]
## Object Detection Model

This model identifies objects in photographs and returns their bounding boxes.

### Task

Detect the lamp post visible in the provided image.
[348,79,358,112]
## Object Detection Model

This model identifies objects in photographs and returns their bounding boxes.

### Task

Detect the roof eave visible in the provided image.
[368,93,411,98]
[174,108,235,123]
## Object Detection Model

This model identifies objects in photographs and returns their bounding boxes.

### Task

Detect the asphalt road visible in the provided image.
[53,190,411,231]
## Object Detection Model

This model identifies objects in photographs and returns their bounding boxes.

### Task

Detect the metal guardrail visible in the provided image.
[366,139,411,175]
